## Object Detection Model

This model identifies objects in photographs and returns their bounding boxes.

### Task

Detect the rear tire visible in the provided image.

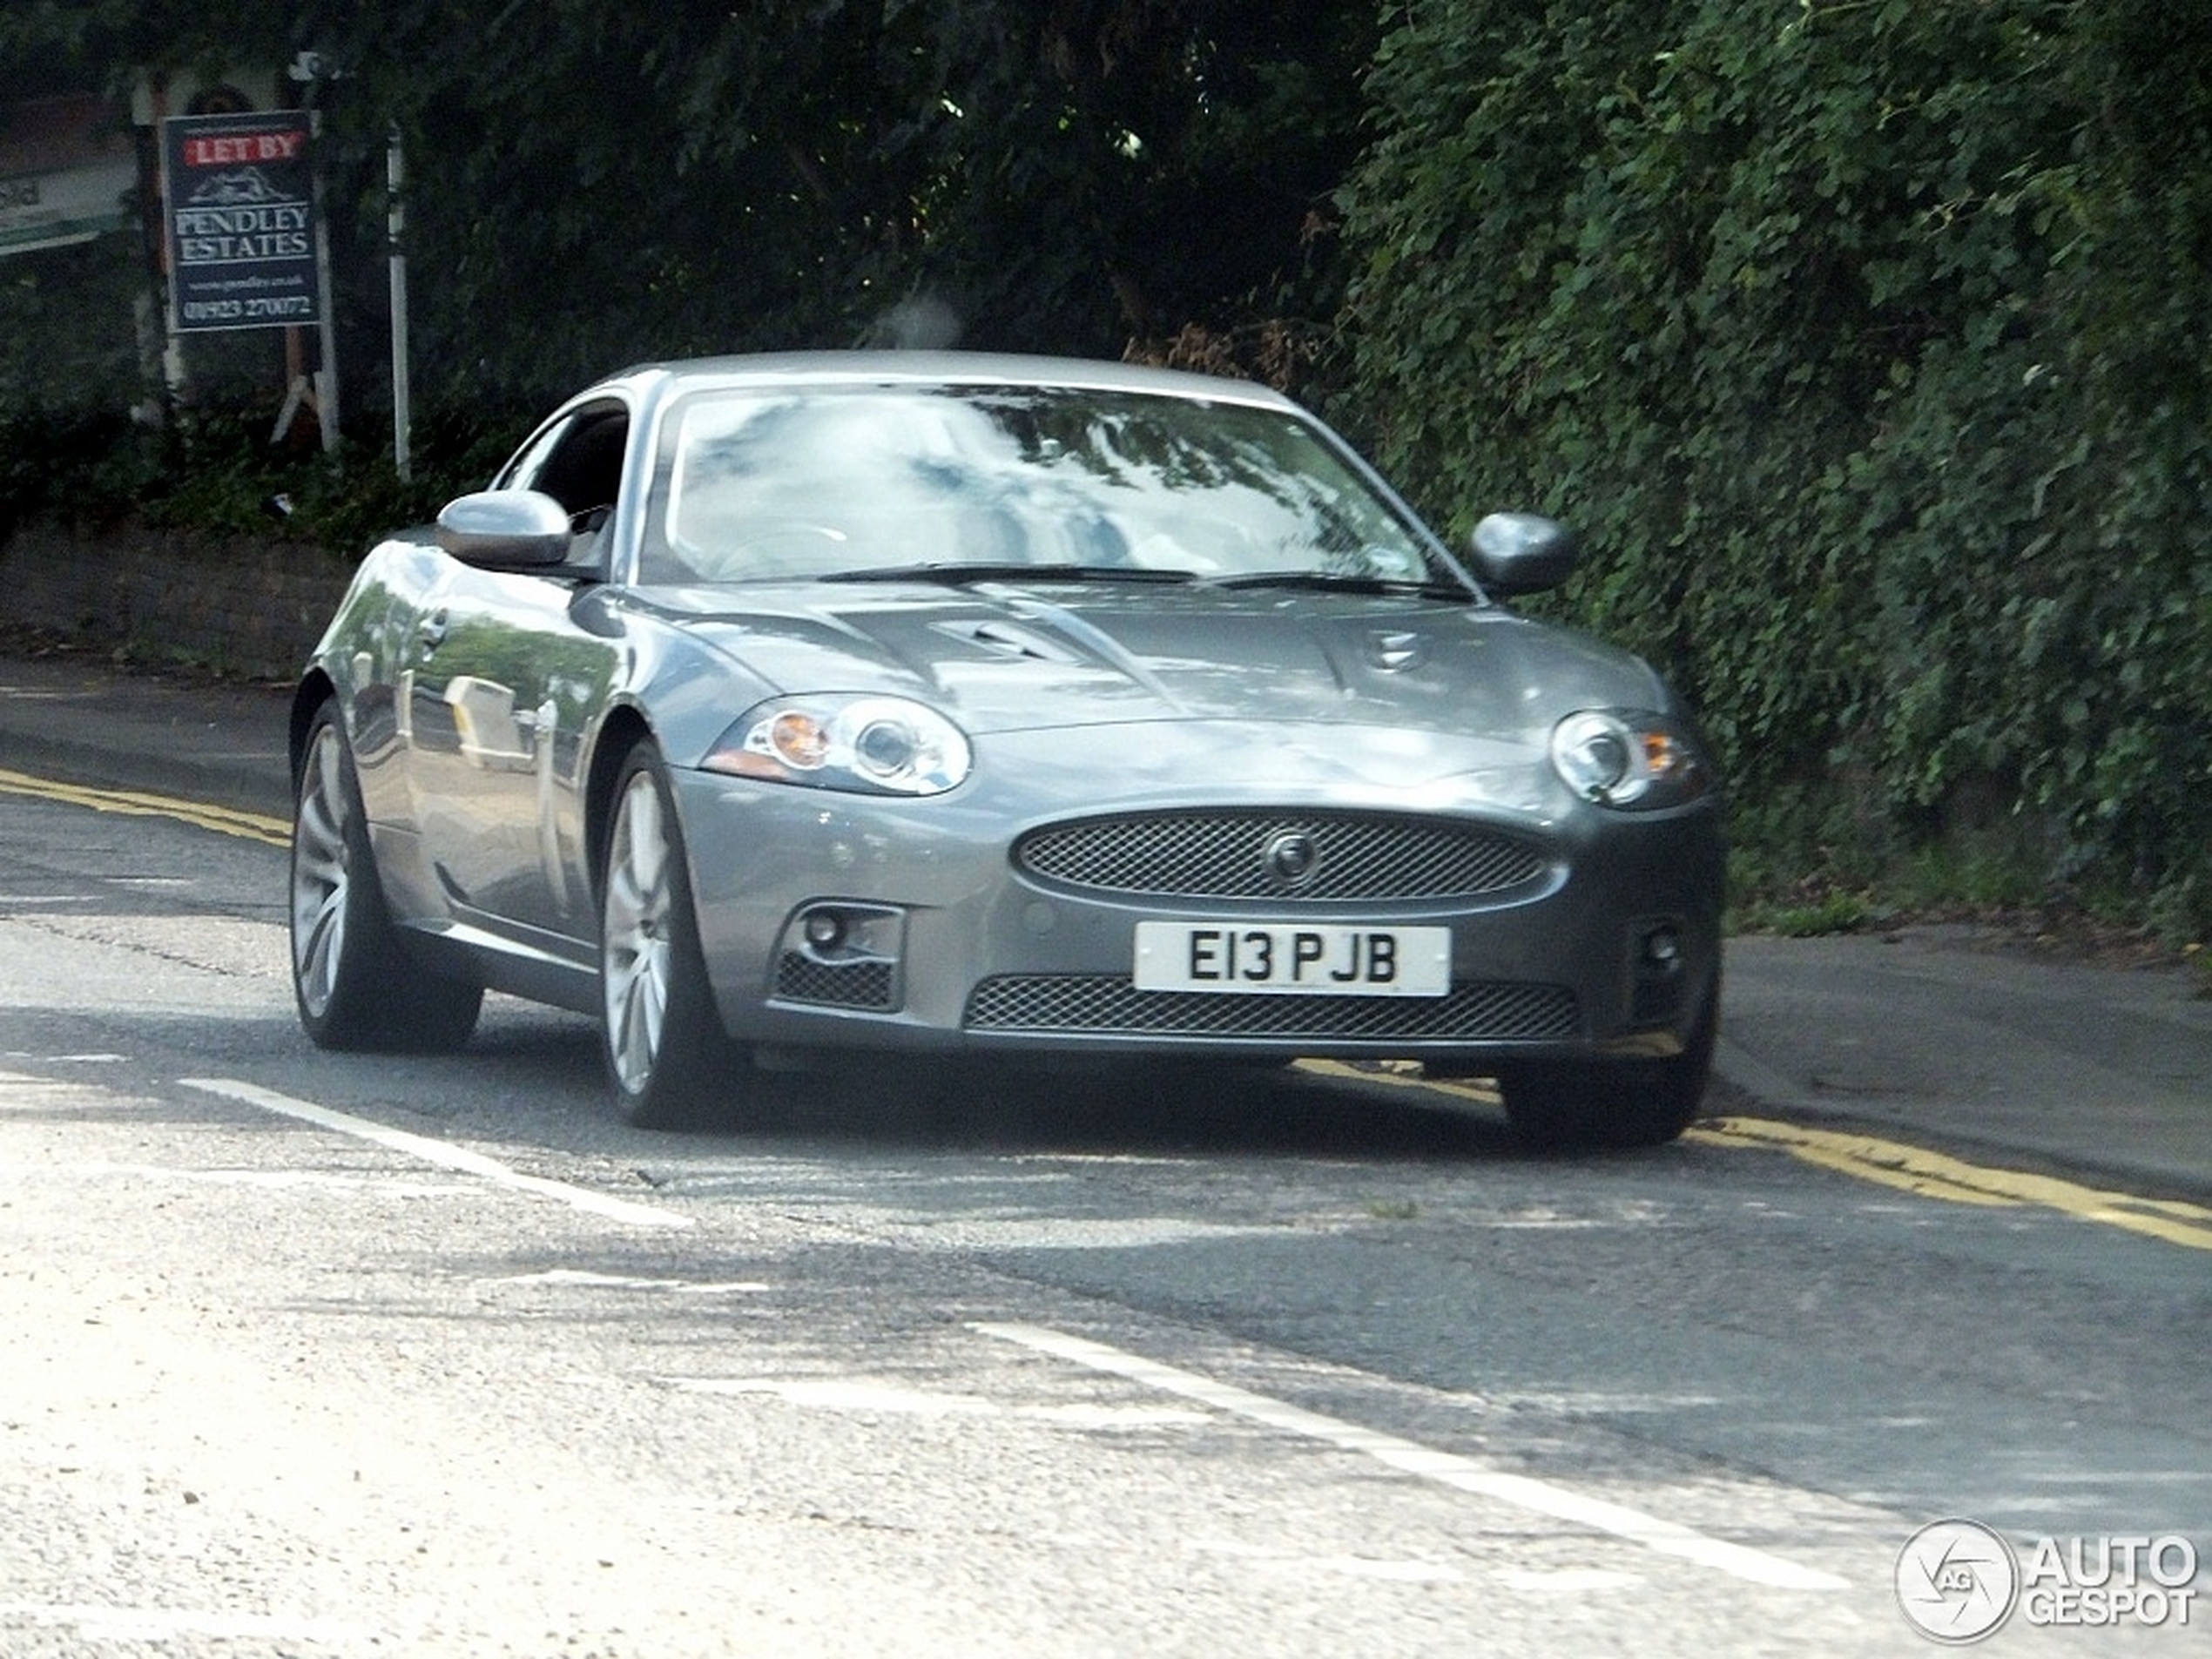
[1498,985,1716,1151]
[598,740,735,1129]
[290,701,483,1052]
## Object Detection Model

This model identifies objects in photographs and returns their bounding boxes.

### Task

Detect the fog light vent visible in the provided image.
[772,904,904,1010]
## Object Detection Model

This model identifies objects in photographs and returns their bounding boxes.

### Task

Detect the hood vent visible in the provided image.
[940,618,1083,664]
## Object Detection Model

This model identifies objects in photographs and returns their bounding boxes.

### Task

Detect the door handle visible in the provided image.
[418,609,448,650]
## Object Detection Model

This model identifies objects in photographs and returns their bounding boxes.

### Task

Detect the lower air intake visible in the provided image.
[963,977,1578,1042]
[774,953,897,1011]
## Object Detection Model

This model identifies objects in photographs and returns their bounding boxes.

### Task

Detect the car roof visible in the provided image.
[588,350,1306,414]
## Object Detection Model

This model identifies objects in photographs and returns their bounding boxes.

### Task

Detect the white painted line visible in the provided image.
[669,1377,1001,1417]
[659,1372,1210,1431]
[483,1268,769,1293]
[1194,1538,1466,1583]
[6,1161,465,1200]
[179,1078,692,1231]
[974,1322,1848,1592]
[0,1602,363,1644]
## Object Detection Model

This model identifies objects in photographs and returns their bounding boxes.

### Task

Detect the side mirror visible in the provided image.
[436,489,575,570]
[1467,512,1579,596]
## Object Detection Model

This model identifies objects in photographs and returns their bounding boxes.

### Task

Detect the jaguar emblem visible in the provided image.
[1262,829,1321,887]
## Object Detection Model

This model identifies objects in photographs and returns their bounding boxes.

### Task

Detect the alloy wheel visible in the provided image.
[603,769,675,1094]
[291,721,353,1021]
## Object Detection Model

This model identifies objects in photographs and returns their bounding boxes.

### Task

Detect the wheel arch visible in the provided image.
[584,702,658,895]
[289,670,338,788]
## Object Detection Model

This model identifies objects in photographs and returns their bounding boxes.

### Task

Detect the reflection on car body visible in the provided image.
[286,351,1723,1147]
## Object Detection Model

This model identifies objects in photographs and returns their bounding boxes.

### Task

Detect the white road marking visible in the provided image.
[670,1377,1001,1416]
[1499,1566,1649,1594]
[179,1078,692,1230]
[975,1322,1849,1593]
[7,1160,469,1199]
[0,1603,363,1644]
[1021,1400,1211,1430]
[662,1373,1210,1430]
[1193,1537,1467,1583]
[484,1268,770,1294]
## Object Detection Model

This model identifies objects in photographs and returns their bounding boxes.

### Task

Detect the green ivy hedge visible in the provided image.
[1335,0,2212,938]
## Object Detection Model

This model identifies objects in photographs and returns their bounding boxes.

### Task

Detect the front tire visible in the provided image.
[598,741,733,1128]
[290,701,483,1052]
[1498,986,1716,1151]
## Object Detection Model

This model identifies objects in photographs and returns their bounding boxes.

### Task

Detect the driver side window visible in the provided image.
[500,400,631,567]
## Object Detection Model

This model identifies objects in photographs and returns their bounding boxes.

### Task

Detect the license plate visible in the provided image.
[1133,922,1451,996]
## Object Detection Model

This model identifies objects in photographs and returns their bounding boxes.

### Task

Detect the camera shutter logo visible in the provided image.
[1897,1519,2020,1643]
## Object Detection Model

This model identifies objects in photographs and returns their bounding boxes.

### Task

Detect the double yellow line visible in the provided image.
[1689,1117,2212,1251]
[1300,1058,2212,1252]
[0,765,291,848]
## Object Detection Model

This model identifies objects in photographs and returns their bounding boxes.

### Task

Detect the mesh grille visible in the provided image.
[964,976,1578,1042]
[773,953,897,1010]
[1014,812,1546,902]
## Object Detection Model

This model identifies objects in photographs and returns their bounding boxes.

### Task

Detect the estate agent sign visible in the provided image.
[159,108,320,331]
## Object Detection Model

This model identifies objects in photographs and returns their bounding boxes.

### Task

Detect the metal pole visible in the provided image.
[388,123,411,482]
[310,106,341,454]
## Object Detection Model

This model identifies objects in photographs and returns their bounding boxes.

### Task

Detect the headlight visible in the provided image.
[703,695,972,796]
[1549,709,1711,809]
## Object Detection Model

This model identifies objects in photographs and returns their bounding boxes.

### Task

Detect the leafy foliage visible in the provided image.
[0,227,154,540]
[219,0,1367,406]
[1336,0,2212,936]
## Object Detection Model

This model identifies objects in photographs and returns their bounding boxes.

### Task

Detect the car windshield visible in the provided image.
[641,384,1449,587]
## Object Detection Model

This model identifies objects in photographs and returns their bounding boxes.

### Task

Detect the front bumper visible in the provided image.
[671,724,1723,1066]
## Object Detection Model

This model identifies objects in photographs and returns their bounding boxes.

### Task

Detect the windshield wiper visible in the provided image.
[819,562,1198,586]
[1206,570,1475,601]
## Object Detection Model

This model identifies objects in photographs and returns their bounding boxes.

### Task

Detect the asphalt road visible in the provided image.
[1,784,2206,1656]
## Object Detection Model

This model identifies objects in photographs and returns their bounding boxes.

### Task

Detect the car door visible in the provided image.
[398,399,631,948]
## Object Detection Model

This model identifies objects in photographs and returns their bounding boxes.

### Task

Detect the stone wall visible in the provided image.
[0,523,350,682]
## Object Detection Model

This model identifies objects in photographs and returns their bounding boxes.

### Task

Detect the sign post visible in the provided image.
[388,123,410,482]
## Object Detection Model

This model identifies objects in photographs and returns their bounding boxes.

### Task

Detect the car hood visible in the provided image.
[634,581,1669,739]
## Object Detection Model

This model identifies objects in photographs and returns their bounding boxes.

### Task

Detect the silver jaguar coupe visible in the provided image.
[287,353,1723,1145]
